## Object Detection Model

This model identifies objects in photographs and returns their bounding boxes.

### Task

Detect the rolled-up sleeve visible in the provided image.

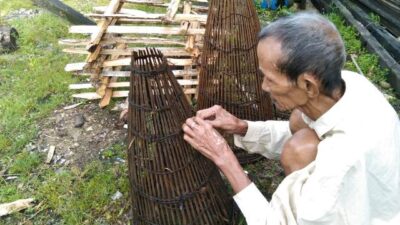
[233,120,292,160]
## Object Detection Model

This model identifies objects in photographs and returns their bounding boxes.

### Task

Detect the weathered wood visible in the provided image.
[310,0,332,13]
[73,88,196,99]
[0,26,19,53]
[73,91,129,99]
[69,80,198,89]
[32,0,95,25]
[69,25,205,35]
[356,0,400,36]
[65,58,195,71]
[165,0,181,21]
[332,0,400,96]
[123,0,208,12]
[378,0,400,13]
[86,13,207,23]
[342,0,400,62]
[0,199,35,217]
[63,47,192,57]
[93,6,148,15]
[98,42,126,107]
[72,69,199,78]
[60,37,188,46]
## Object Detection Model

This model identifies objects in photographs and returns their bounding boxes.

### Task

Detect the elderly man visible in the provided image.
[182,13,400,225]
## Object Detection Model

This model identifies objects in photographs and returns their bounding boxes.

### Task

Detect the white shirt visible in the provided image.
[233,71,400,225]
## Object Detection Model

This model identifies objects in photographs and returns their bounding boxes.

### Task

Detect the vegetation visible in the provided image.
[0,1,398,225]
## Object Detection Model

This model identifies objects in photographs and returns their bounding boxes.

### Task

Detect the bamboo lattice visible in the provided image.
[197,0,274,163]
[128,48,232,225]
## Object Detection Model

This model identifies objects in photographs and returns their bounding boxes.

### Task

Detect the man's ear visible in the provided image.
[297,73,320,98]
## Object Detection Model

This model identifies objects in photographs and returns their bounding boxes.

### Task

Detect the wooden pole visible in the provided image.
[32,0,95,25]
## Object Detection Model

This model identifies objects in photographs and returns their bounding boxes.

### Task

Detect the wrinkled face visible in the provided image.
[257,38,308,111]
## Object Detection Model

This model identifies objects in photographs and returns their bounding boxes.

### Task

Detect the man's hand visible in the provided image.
[182,116,251,193]
[182,116,233,167]
[196,105,248,136]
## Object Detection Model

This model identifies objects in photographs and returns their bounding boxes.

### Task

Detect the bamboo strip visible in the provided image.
[63,47,192,57]
[69,79,198,89]
[69,25,205,35]
[65,58,195,71]
[86,13,207,23]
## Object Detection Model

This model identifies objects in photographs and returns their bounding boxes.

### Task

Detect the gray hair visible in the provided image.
[258,12,346,96]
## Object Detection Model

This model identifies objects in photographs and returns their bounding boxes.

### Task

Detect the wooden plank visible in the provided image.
[73,91,129,99]
[73,69,199,77]
[357,0,400,36]
[65,58,195,71]
[63,47,192,57]
[86,13,207,23]
[122,0,208,12]
[69,80,198,89]
[73,88,196,99]
[87,0,122,49]
[341,0,400,62]
[65,62,86,72]
[93,6,148,15]
[165,0,181,21]
[102,57,194,67]
[60,37,187,46]
[59,39,90,46]
[69,25,205,35]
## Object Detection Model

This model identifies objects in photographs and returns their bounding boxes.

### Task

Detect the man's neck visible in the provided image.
[299,85,345,121]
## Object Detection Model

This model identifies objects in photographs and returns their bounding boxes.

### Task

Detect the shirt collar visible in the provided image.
[302,72,353,139]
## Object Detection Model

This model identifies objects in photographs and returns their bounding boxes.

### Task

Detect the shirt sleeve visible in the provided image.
[233,183,280,225]
[233,134,370,225]
[233,120,292,160]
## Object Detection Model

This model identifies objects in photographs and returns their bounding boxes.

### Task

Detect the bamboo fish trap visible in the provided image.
[128,48,232,225]
[197,0,274,163]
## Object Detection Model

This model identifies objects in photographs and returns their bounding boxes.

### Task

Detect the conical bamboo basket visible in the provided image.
[197,0,274,164]
[128,48,232,225]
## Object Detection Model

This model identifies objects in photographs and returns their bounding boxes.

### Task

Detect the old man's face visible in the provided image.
[257,37,308,112]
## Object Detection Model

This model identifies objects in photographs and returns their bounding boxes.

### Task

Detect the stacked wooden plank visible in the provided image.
[60,0,208,107]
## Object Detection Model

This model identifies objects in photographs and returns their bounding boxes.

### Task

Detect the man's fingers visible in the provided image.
[193,116,208,127]
[182,123,196,138]
[196,105,222,119]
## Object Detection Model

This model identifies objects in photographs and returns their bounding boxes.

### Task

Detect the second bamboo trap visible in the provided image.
[127,48,232,225]
[197,0,274,163]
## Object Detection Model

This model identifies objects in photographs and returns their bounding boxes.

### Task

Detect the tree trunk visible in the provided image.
[0,26,19,53]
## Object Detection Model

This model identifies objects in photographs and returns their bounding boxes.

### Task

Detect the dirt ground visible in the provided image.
[35,102,127,169]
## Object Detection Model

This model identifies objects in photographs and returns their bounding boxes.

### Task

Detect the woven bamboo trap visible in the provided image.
[197,0,274,163]
[127,48,232,225]
[61,0,209,107]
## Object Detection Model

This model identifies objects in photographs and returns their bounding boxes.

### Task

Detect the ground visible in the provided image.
[36,102,126,169]
[1,0,399,224]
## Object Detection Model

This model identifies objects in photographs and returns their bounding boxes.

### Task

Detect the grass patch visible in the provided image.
[0,0,34,16]
[0,12,75,161]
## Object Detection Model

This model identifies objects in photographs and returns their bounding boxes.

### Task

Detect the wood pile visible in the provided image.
[127,48,232,225]
[60,0,209,107]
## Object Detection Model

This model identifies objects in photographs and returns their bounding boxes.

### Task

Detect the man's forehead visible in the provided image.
[257,38,282,70]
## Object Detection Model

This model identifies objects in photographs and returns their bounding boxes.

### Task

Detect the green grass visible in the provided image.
[0,3,130,224]
[0,0,34,16]
[0,1,398,225]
